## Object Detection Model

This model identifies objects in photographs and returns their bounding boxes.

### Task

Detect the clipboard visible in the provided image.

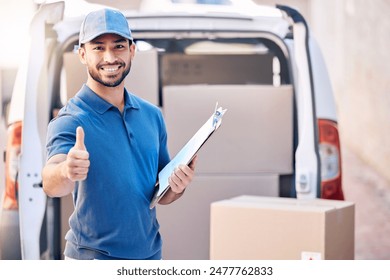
[150,103,227,209]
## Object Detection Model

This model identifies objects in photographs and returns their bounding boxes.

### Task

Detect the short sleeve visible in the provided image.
[46,113,81,161]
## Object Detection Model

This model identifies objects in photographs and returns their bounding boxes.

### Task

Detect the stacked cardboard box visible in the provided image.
[210,195,355,260]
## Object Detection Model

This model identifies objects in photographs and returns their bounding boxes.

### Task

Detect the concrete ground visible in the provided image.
[342,146,390,260]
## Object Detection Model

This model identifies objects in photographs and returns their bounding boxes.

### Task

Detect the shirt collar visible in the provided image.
[78,84,140,114]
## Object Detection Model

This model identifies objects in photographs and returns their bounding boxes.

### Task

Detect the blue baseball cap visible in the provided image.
[79,8,133,46]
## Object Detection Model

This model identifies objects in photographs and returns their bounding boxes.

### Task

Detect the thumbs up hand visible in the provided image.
[74,126,87,150]
[65,126,90,182]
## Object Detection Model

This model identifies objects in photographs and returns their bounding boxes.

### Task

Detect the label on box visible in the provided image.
[301,251,322,260]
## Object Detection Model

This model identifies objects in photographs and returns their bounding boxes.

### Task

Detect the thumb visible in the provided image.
[74,126,86,150]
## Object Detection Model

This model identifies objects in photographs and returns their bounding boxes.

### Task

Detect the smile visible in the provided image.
[100,65,122,72]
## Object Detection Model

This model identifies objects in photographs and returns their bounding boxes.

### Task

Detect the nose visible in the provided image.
[103,49,117,63]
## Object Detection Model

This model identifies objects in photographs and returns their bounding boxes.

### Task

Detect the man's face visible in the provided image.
[79,33,134,88]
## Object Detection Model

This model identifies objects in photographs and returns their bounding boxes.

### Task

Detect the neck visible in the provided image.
[86,79,125,112]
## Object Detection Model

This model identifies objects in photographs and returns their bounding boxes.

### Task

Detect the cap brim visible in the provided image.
[79,31,133,45]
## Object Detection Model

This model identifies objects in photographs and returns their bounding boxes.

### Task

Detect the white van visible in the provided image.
[0,0,343,260]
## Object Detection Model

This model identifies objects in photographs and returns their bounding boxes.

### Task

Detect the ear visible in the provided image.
[130,43,136,60]
[78,46,87,65]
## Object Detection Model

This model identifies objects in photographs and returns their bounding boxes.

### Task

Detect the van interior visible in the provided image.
[54,36,295,259]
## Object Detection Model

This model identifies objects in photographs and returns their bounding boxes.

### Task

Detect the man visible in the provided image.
[42,8,197,260]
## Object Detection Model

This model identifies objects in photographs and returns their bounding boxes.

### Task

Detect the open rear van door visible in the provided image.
[18,2,64,259]
[278,6,321,199]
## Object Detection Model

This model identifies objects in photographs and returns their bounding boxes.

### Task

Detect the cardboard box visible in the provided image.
[160,53,274,85]
[210,195,355,260]
[163,85,293,174]
[157,175,279,260]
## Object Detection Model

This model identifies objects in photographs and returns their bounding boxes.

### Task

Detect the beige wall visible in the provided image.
[253,0,311,21]
[256,0,390,183]
[311,0,390,183]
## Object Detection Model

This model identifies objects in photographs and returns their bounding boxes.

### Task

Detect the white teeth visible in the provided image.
[102,66,120,72]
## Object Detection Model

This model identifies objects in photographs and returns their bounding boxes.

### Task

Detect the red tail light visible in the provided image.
[3,121,22,210]
[318,119,344,200]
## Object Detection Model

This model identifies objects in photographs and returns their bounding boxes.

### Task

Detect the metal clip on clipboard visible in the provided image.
[212,102,227,129]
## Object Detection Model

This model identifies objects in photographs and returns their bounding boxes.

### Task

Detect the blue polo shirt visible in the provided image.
[46,84,170,260]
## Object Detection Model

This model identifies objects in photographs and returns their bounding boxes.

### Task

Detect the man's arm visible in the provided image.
[42,127,90,197]
[158,155,198,205]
